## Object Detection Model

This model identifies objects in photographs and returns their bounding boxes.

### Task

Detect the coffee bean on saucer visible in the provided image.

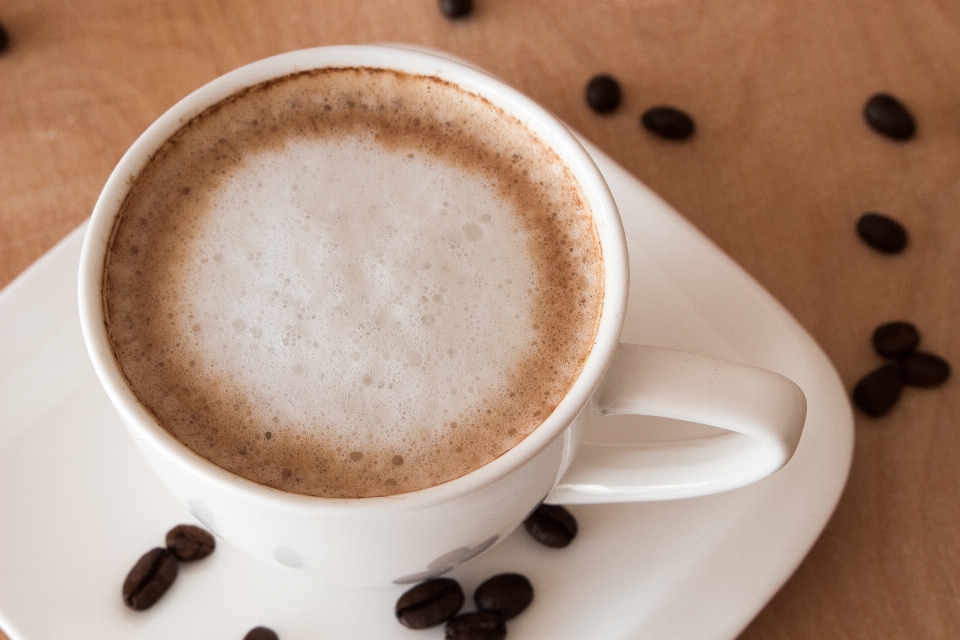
[856,212,908,254]
[122,547,179,610]
[440,0,473,18]
[165,524,216,561]
[585,74,622,113]
[243,627,279,640]
[0,22,9,54]
[396,577,465,629]
[523,503,578,548]
[641,106,695,140]
[445,610,506,640]
[475,573,533,620]
[852,364,904,417]
[899,351,951,388]
[872,321,921,358]
[863,93,916,140]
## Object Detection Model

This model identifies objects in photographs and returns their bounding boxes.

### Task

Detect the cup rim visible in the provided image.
[78,44,628,513]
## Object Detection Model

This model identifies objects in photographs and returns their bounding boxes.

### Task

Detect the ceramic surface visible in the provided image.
[0,143,853,639]
[76,47,806,585]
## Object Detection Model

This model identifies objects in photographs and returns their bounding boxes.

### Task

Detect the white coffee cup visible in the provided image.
[78,45,805,587]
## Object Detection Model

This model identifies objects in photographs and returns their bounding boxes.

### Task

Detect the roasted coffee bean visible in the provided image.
[899,351,951,388]
[0,22,9,54]
[641,106,695,140]
[474,572,533,620]
[585,74,622,113]
[856,212,908,254]
[852,364,904,417]
[445,610,506,640]
[523,503,578,548]
[872,321,921,358]
[243,627,279,640]
[165,524,216,561]
[122,547,179,610]
[396,577,465,629]
[863,93,916,140]
[440,0,473,18]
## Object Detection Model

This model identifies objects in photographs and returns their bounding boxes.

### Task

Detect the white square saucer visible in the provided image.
[0,143,853,640]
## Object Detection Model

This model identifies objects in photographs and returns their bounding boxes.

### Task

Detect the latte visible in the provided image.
[102,67,603,498]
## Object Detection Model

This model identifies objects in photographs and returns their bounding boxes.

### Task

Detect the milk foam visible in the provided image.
[175,138,536,453]
[104,68,603,497]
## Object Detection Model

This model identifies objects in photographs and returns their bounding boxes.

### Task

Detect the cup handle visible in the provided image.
[547,344,807,504]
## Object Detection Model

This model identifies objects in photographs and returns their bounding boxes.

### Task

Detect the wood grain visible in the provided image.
[1,1,959,638]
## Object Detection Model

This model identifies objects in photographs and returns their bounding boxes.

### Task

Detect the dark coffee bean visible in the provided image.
[0,22,9,54]
[641,106,695,140]
[863,93,916,140]
[122,547,179,610]
[440,0,473,18]
[243,627,279,640]
[852,364,904,417]
[899,351,951,388]
[872,321,921,358]
[856,212,908,254]
[474,572,533,620]
[445,610,506,640]
[585,74,622,113]
[396,577,465,629]
[523,503,578,548]
[165,524,216,561]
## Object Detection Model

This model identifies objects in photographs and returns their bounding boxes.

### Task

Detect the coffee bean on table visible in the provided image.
[523,503,578,548]
[440,0,473,19]
[852,364,904,417]
[872,321,921,358]
[863,93,916,140]
[165,524,216,561]
[243,627,279,640]
[122,547,179,610]
[585,74,622,113]
[474,572,533,620]
[899,351,951,388]
[396,577,465,629]
[641,106,695,140]
[856,212,908,254]
[445,610,506,640]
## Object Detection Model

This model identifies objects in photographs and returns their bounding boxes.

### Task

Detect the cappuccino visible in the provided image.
[103,68,603,498]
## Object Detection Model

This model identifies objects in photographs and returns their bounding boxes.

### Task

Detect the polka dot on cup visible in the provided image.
[273,545,304,568]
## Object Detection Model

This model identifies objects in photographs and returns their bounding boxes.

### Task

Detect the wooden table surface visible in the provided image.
[2,1,958,638]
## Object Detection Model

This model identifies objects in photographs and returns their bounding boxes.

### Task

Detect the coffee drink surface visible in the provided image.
[103,68,604,498]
